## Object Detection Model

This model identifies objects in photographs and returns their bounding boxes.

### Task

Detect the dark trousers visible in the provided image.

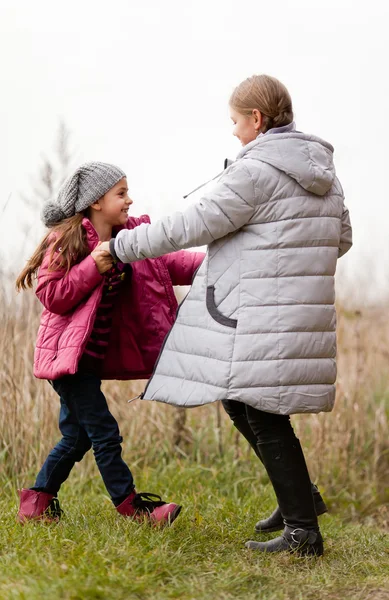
[33,372,134,505]
[222,399,317,529]
[222,399,295,444]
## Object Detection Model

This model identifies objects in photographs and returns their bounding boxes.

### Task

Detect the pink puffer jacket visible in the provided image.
[34,215,204,380]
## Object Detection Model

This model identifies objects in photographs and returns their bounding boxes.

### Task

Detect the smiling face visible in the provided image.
[229,106,262,146]
[95,177,133,226]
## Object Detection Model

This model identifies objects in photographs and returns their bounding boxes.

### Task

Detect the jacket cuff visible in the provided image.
[109,238,119,261]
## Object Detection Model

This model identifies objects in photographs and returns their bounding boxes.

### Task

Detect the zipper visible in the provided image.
[128,393,143,403]
[182,158,232,199]
[142,255,206,398]
[141,289,189,399]
[191,263,201,284]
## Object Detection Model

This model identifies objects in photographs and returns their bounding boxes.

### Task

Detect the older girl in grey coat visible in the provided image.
[102,75,352,556]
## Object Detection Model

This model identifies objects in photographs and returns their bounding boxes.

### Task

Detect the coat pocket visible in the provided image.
[51,327,66,361]
[206,285,237,329]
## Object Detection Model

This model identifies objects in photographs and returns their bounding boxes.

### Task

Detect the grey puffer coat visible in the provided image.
[114,125,352,414]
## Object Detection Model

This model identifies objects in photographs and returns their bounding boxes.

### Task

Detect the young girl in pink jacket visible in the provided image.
[16,161,203,525]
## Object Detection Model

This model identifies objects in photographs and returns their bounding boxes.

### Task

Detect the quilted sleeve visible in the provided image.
[36,252,103,315]
[113,162,256,263]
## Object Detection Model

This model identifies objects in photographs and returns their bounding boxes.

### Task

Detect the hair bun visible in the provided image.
[272,110,292,128]
[41,202,68,227]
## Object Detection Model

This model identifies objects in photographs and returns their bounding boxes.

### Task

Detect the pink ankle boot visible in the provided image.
[17,489,63,523]
[116,490,181,525]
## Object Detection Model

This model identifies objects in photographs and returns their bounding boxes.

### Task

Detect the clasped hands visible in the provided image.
[91,241,113,274]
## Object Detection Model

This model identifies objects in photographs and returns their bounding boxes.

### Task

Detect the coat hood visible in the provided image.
[238,128,336,196]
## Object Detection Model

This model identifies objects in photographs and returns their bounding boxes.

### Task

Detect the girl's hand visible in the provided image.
[91,243,113,274]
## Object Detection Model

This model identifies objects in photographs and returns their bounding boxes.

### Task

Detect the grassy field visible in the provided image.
[1,458,389,600]
[1,287,389,599]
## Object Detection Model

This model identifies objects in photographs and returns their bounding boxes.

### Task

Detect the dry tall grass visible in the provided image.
[1,281,388,524]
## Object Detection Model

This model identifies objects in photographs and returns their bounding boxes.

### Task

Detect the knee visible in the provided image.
[59,435,91,462]
[92,435,123,457]
[73,439,92,462]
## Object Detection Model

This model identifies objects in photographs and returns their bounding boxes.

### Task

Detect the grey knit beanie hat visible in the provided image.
[41,161,126,227]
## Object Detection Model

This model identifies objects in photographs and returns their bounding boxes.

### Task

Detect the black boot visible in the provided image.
[230,413,327,534]
[246,525,323,556]
[245,437,324,557]
[255,484,327,533]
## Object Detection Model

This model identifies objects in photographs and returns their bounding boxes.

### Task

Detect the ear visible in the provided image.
[89,200,101,212]
[252,109,263,133]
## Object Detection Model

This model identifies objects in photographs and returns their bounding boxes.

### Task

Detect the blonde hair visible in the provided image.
[229,74,293,134]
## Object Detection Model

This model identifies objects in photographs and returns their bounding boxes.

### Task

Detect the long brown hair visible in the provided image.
[16,213,89,291]
[229,74,293,134]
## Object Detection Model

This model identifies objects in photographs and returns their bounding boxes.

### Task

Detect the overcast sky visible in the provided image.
[1,0,388,301]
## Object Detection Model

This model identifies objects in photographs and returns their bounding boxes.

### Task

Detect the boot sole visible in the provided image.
[150,504,183,527]
[17,515,60,525]
[255,505,328,534]
[168,504,182,525]
[246,539,324,557]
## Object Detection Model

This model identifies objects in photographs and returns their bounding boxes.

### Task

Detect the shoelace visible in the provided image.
[133,492,166,512]
[45,498,64,520]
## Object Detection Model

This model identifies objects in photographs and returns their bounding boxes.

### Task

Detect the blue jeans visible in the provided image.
[33,372,134,505]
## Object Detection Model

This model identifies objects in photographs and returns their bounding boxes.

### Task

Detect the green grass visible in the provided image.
[1,457,388,600]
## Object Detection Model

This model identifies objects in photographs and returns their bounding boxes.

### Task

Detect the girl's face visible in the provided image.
[96,177,133,226]
[230,107,262,146]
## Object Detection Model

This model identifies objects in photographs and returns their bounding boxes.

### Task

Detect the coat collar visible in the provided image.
[236,121,297,160]
[81,215,151,250]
